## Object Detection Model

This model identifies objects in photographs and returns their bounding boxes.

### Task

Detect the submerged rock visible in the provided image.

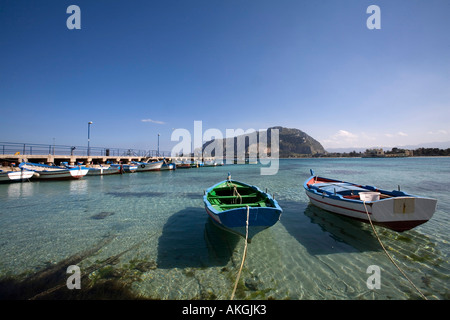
[245,277,261,291]
[91,212,115,220]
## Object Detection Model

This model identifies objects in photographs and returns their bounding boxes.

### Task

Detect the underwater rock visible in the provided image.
[244,277,261,291]
[134,261,157,272]
[91,212,115,220]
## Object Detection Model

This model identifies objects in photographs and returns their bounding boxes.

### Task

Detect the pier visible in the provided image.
[0,142,215,166]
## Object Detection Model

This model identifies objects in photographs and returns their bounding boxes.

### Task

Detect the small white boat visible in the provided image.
[86,165,121,176]
[304,170,437,232]
[203,160,218,167]
[0,168,35,183]
[133,160,164,171]
[203,160,224,167]
[19,162,89,180]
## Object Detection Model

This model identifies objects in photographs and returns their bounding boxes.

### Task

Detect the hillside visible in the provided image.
[202,126,326,158]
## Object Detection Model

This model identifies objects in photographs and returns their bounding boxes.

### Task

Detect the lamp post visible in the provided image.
[157,133,160,157]
[88,121,93,156]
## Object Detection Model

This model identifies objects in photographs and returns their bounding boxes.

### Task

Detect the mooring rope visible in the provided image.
[362,201,428,300]
[230,205,250,300]
[233,185,242,204]
[227,181,242,204]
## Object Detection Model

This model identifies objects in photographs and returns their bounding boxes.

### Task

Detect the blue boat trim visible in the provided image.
[203,179,283,239]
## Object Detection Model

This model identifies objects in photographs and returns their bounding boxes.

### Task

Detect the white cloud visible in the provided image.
[384,131,408,138]
[322,127,448,150]
[427,129,448,135]
[322,129,360,147]
[334,130,358,139]
[141,118,166,125]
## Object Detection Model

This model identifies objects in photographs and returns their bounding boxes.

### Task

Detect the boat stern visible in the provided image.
[371,196,438,231]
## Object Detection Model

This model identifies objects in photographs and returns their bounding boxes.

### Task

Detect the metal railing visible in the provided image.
[0,142,171,158]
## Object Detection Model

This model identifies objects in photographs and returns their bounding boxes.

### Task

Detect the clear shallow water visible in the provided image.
[0,158,448,299]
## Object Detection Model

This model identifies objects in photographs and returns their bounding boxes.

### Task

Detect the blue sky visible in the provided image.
[1,0,449,152]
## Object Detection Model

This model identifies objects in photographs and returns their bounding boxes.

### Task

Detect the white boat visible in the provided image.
[304,170,437,232]
[86,165,121,176]
[133,160,164,171]
[19,162,89,180]
[203,160,217,167]
[0,168,35,183]
[203,160,224,167]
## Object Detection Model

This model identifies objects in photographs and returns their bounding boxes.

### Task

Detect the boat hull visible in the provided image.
[176,163,191,169]
[205,205,281,239]
[86,166,121,176]
[0,170,34,183]
[35,168,89,180]
[134,161,164,171]
[19,163,89,180]
[304,173,437,232]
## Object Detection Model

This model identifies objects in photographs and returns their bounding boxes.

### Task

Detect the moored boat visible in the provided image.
[0,168,35,183]
[175,161,191,169]
[203,160,217,167]
[86,165,121,176]
[203,174,283,240]
[133,160,164,171]
[19,162,89,180]
[303,170,437,232]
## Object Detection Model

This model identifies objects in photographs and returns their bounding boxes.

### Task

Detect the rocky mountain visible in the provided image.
[270,126,326,157]
[202,126,326,158]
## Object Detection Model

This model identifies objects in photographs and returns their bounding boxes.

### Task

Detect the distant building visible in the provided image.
[363,148,414,158]
[385,148,414,157]
[363,148,385,158]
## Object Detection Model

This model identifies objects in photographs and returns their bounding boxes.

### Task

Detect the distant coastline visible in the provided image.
[276,155,450,159]
[271,146,450,159]
[319,147,450,158]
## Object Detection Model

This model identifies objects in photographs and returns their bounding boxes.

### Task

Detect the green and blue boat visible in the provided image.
[203,174,282,240]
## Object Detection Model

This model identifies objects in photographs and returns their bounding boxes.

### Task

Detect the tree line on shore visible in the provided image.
[317,147,450,158]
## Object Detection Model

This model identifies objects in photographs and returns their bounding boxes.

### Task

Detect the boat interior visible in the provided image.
[207,183,272,209]
[21,164,65,172]
[307,177,394,199]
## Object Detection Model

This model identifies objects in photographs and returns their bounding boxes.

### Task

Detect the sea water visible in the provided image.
[0,158,448,299]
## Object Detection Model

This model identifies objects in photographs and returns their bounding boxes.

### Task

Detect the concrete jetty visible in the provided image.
[1,154,160,165]
[0,154,215,166]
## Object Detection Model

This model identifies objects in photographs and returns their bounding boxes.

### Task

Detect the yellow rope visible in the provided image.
[362,201,428,300]
[230,205,249,300]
